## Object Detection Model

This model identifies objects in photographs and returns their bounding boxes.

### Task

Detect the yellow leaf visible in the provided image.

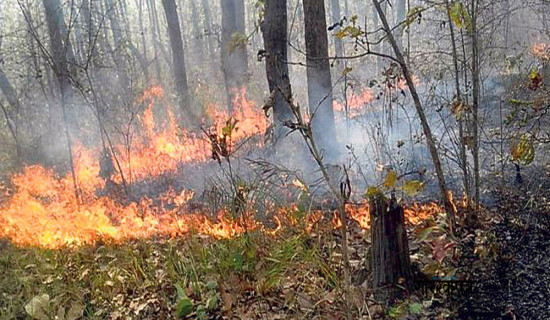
[366,186,381,198]
[402,180,425,196]
[342,67,352,76]
[384,170,397,188]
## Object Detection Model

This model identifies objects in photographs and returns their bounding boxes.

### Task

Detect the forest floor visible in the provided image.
[454,184,550,320]
[2,177,550,319]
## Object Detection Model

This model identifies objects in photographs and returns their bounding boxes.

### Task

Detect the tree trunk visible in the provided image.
[43,0,79,200]
[161,0,195,124]
[0,8,21,160]
[148,0,163,81]
[303,0,337,158]
[471,0,481,211]
[188,0,204,63]
[395,0,406,51]
[445,0,470,203]
[201,0,216,59]
[372,0,454,224]
[105,0,130,91]
[261,0,294,142]
[370,194,412,303]
[221,0,248,112]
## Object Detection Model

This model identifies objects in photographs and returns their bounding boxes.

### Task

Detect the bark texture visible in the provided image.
[303,0,337,157]
[221,0,248,112]
[161,0,194,123]
[370,195,412,303]
[261,0,293,141]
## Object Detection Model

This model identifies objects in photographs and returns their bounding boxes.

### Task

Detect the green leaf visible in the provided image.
[205,280,218,291]
[175,296,194,318]
[417,226,437,242]
[231,252,244,272]
[25,294,50,320]
[206,294,219,310]
[449,2,471,30]
[509,99,533,106]
[175,283,186,300]
[409,302,423,314]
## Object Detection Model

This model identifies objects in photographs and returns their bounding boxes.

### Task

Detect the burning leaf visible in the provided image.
[383,170,397,188]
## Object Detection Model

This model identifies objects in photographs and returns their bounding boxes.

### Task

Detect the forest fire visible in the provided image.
[111,86,268,183]
[0,164,450,249]
[0,84,452,249]
[532,42,550,61]
[333,88,375,117]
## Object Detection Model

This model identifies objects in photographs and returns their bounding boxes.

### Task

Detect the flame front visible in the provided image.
[0,85,452,248]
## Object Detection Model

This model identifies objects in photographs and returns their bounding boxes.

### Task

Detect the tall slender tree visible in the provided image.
[371,0,453,221]
[105,0,130,91]
[303,0,337,157]
[161,0,195,123]
[221,0,248,112]
[43,0,79,200]
[261,0,293,141]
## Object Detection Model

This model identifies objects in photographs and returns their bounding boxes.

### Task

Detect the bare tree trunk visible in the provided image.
[188,0,205,63]
[43,0,80,201]
[161,0,195,124]
[471,0,481,211]
[372,0,454,224]
[261,0,294,142]
[395,0,407,51]
[148,0,163,81]
[221,0,248,112]
[370,194,412,303]
[303,0,338,158]
[201,0,216,60]
[0,9,21,160]
[371,3,381,73]
[445,0,470,203]
[105,0,130,91]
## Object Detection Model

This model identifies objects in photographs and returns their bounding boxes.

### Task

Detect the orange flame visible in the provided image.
[532,42,550,61]
[333,88,375,118]
[0,85,456,249]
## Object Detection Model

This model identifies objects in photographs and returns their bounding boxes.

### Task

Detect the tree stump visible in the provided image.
[370,194,412,303]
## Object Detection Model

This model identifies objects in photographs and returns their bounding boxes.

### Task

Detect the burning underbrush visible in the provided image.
[0,84,474,319]
[0,85,452,249]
